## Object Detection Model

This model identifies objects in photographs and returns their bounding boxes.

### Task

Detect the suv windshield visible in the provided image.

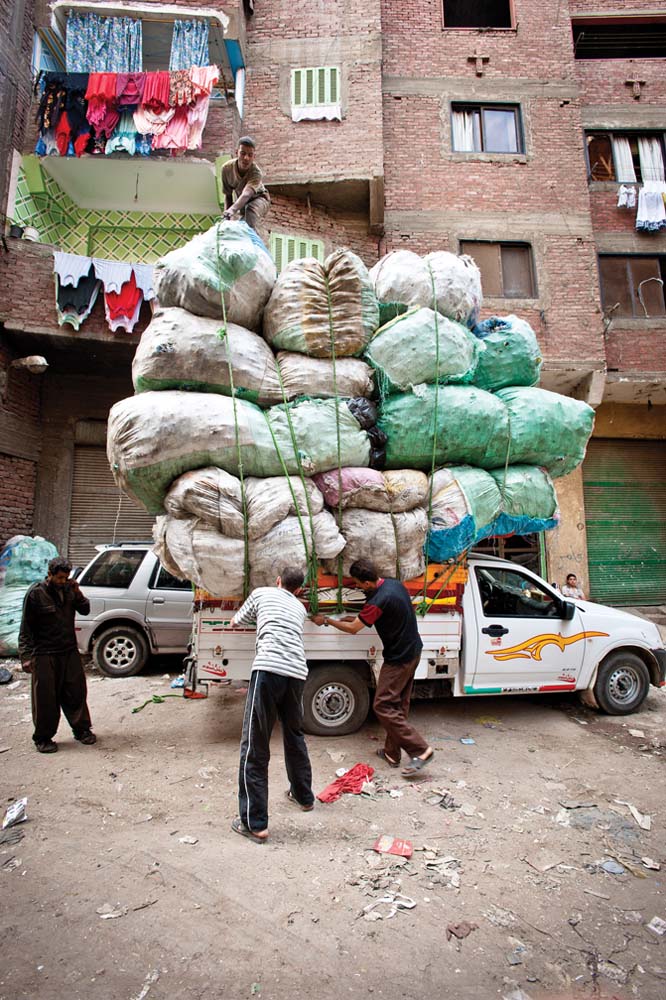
[79,549,146,589]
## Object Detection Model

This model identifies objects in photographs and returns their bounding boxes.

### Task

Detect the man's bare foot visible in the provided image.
[231,817,269,842]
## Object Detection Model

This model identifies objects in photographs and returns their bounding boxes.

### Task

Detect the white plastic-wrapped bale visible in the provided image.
[277,352,374,400]
[153,220,276,331]
[107,391,372,513]
[263,249,379,357]
[324,508,428,581]
[369,250,482,327]
[313,468,428,513]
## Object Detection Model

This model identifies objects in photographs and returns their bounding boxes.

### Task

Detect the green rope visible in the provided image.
[216,227,250,598]
[419,261,442,610]
[132,694,182,714]
[389,510,402,581]
[323,270,345,612]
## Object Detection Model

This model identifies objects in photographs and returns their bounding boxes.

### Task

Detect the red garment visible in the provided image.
[85,73,117,101]
[74,130,91,157]
[55,111,71,156]
[142,71,171,111]
[317,763,375,803]
[104,272,142,322]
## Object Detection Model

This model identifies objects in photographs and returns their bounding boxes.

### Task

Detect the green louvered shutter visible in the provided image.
[270,233,325,273]
[291,67,340,107]
[582,439,666,605]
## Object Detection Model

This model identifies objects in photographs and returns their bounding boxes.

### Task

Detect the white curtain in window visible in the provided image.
[638,137,665,183]
[611,137,637,183]
[452,111,476,152]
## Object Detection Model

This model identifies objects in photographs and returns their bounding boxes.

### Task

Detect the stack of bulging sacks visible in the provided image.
[107,221,595,596]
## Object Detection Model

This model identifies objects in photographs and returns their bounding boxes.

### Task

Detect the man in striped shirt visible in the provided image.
[230,567,315,842]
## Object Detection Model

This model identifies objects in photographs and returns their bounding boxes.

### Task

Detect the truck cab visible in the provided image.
[187,554,666,735]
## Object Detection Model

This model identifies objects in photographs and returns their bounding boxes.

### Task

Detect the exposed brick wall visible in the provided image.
[0,340,41,421]
[0,0,35,219]
[605,324,666,373]
[269,194,380,267]
[0,454,37,545]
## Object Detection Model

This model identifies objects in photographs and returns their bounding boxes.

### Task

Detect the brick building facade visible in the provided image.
[0,0,664,602]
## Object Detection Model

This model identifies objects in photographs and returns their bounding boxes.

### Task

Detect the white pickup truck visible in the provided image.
[185,554,666,735]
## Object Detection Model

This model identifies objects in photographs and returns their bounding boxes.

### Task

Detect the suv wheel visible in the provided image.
[93,625,149,677]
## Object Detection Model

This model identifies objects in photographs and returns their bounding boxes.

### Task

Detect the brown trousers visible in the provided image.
[373,654,428,762]
[243,195,270,232]
[31,651,92,744]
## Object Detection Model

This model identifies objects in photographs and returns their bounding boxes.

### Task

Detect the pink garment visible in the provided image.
[317,763,375,803]
[186,95,212,149]
[133,105,175,136]
[190,65,219,97]
[152,105,189,150]
[116,72,146,105]
[85,73,119,133]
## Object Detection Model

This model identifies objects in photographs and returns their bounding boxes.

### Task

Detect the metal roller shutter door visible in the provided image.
[68,446,155,567]
[583,439,666,606]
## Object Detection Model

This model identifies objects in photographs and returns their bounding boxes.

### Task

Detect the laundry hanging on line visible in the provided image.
[53,251,155,333]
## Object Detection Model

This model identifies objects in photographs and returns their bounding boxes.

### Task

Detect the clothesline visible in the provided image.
[36,66,219,159]
[53,251,155,334]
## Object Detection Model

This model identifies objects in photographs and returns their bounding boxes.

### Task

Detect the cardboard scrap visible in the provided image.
[373,835,413,858]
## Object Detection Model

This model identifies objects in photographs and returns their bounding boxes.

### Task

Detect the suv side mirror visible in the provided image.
[560,600,576,621]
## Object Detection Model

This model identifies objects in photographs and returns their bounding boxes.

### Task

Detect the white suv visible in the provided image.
[75,544,192,676]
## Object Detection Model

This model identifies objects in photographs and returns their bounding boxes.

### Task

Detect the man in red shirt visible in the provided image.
[313,559,434,777]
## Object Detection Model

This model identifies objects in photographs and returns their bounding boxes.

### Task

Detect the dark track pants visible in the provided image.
[373,654,428,762]
[31,650,92,744]
[238,670,314,832]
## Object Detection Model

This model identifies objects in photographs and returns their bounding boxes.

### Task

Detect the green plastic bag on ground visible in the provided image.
[365,307,481,394]
[263,248,379,357]
[108,391,371,513]
[472,315,542,392]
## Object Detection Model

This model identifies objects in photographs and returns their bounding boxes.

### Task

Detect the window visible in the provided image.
[452,104,522,154]
[443,0,512,29]
[79,549,146,589]
[460,241,536,298]
[598,256,666,319]
[290,66,341,121]
[270,233,324,273]
[573,20,666,59]
[586,132,666,183]
[152,565,191,591]
[475,567,560,619]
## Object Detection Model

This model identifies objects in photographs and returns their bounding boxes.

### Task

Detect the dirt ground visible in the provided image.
[1,658,665,1000]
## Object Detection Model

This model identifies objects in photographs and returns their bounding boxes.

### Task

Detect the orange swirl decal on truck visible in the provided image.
[485,631,609,662]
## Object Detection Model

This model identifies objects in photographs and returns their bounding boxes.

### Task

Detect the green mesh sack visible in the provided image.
[472,316,542,392]
[490,465,558,525]
[0,535,58,656]
[108,391,371,513]
[365,307,481,395]
[262,248,379,357]
[378,385,511,470]
[496,387,594,478]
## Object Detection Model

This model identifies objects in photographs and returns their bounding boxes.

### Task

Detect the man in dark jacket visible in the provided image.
[19,555,96,753]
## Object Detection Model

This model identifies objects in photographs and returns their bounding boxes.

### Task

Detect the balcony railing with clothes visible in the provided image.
[35,66,220,158]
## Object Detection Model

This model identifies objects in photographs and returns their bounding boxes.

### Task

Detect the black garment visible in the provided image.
[19,578,90,659]
[238,670,314,832]
[359,578,423,665]
[31,650,92,744]
[56,266,101,316]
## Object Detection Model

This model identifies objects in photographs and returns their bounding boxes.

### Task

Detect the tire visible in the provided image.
[303,665,371,736]
[93,625,149,678]
[593,651,650,715]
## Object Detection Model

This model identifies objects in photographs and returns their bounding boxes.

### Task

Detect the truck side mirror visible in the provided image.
[560,600,576,621]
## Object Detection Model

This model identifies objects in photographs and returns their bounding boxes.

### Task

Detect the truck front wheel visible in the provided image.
[303,665,370,736]
[593,651,650,715]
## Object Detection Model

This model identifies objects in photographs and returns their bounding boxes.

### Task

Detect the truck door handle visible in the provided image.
[152,597,165,604]
[482,624,509,637]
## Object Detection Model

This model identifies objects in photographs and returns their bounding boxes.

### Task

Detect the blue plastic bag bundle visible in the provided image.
[0,535,58,656]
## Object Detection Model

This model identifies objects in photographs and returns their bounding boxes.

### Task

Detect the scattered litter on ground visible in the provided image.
[132,900,158,912]
[317,763,374,803]
[96,903,128,919]
[362,892,416,920]
[373,835,413,858]
[170,676,185,689]
[250,983,261,995]
[335,767,348,777]
[613,799,652,830]
[425,789,459,809]
[483,905,517,928]
[583,888,610,900]
[647,916,666,936]
[523,853,564,874]
[327,750,346,764]
[502,991,532,1000]
[179,835,198,845]
[389,789,404,798]
[1,856,21,872]
[559,799,596,809]
[6,679,20,690]
[130,969,160,1000]
[2,798,27,830]
[598,858,626,876]
[460,737,476,745]
[628,728,645,738]
[572,718,588,725]
[0,667,14,684]
[641,857,661,871]
[446,920,478,943]
[0,827,24,846]
[197,766,220,780]
[424,855,461,888]
[0,746,11,753]
[597,959,629,985]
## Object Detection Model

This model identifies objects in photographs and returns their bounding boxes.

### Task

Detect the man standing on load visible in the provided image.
[230,567,315,843]
[313,559,434,778]
[221,136,270,232]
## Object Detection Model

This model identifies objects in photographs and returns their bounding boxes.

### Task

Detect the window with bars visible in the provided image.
[451,104,523,154]
[460,241,536,298]
[598,255,666,318]
[269,233,324,273]
[290,66,342,121]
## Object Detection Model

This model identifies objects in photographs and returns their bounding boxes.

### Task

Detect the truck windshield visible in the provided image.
[79,549,146,589]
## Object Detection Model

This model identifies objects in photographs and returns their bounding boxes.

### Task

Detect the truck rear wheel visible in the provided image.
[593,651,650,715]
[303,665,370,736]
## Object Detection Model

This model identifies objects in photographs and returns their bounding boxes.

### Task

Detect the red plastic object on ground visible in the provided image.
[317,763,375,803]
[372,835,413,858]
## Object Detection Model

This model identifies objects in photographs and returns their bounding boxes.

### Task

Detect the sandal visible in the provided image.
[231,817,268,842]
[376,748,400,768]
[401,749,435,777]
[286,790,314,812]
